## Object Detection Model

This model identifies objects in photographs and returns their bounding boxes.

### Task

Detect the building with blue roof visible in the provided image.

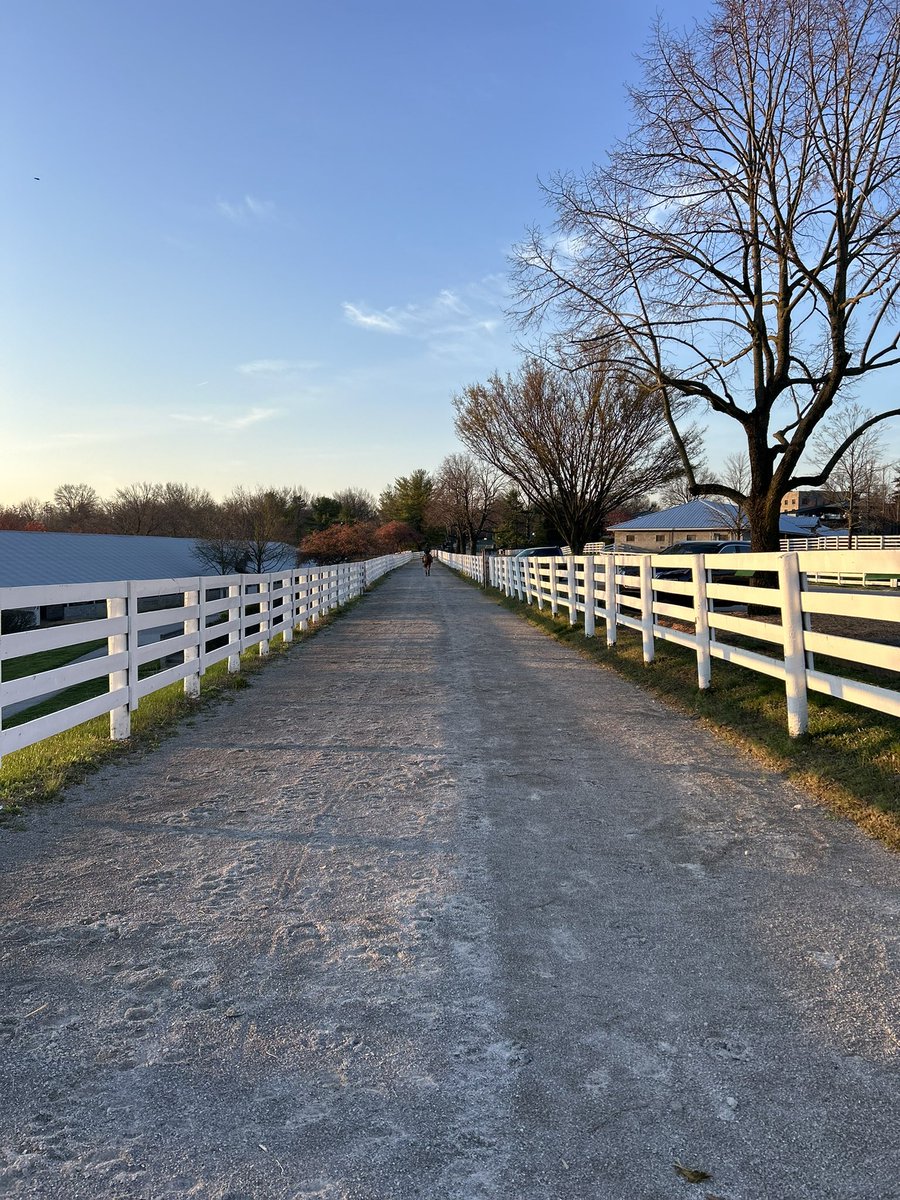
[0,531,214,590]
[608,499,827,549]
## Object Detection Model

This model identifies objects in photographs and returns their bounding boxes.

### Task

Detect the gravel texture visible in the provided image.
[0,560,897,1200]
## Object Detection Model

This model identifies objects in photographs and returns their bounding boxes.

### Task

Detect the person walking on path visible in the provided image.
[422,549,433,576]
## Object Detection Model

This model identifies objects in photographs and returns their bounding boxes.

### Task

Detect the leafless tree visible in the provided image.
[105,482,164,535]
[514,0,900,549]
[812,401,885,533]
[432,454,503,553]
[52,483,101,531]
[658,452,710,507]
[225,486,298,573]
[333,489,378,524]
[192,535,247,575]
[454,357,688,552]
[156,483,217,538]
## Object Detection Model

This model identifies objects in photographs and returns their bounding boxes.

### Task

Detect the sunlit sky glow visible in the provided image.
[2,0,898,505]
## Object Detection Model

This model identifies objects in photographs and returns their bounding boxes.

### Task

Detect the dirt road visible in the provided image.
[0,561,897,1199]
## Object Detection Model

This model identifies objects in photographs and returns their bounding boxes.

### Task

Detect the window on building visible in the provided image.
[625,535,635,543]
[655,534,666,542]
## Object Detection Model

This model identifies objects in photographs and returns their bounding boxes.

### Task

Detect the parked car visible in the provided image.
[653,540,751,581]
[650,540,753,608]
[512,546,564,558]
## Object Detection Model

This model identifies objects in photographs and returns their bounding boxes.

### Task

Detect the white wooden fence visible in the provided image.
[437,549,900,737]
[780,535,900,551]
[0,553,411,764]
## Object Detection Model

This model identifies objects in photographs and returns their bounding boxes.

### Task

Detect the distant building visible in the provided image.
[608,498,829,549]
[780,489,846,527]
[781,490,830,513]
[609,499,746,549]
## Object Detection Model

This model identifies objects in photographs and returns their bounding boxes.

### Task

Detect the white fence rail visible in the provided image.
[0,553,411,763]
[780,535,900,551]
[438,549,900,737]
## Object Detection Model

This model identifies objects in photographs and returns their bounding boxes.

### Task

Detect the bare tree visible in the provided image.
[432,454,502,553]
[515,0,900,549]
[454,357,688,552]
[333,489,378,524]
[225,486,298,573]
[156,483,217,538]
[192,535,247,575]
[52,483,100,531]
[658,451,709,507]
[715,452,751,537]
[812,401,885,534]
[105,482,164,535]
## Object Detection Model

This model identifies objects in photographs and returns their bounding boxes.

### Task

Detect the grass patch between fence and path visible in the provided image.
[0,591,370,824]
[490,588,900,853]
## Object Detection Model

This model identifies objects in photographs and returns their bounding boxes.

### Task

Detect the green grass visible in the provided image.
[3,639,106,681]
[491,588,900,852]
[0,594,368,822]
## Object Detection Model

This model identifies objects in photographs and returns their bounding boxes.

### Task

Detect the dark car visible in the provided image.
[511,546,564,558]
[653,540,751,581]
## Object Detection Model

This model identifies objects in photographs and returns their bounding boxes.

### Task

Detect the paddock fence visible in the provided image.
[0,552,412,763]
[437,549,900,738]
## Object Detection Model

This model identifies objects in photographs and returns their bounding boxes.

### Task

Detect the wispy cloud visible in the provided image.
[236,358,321,376]
[341,277,510,359]
[216,195,276,222]
[171,406,280,431]
[342,304,404,333]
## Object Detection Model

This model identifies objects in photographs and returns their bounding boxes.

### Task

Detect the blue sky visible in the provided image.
[3,0,898,505]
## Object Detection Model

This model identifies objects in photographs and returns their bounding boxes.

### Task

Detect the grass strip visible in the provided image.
[490,586,900,852]
[0,592,370,822]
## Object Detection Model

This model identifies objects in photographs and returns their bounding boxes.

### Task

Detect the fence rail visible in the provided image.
[438,549,900,737]
[0,553,411,763]
[780,534,900,550]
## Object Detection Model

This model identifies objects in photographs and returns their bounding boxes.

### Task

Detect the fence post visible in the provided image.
[549,559,559,616]
[583,555,596,638]
[281,574,294,643]
[566,556,577,626]
[228,581,241,672]
[258,575,270,656]
[108,591,131,740]
[691,557,711,690]
[298,571,310,632]
[639,555,655,664]
[779,552,809,737]
[603,552,618,646]
[183,581,201,698]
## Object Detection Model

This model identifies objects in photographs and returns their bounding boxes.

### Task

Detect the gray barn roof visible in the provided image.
[610,500,827,537]
[1,531,224,589]
[609,499,743,532]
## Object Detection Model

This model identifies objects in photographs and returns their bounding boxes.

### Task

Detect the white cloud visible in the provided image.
[342,304,404,333]
[341,277,510,359]
[171,406,280,431]
[236,358,321,376]
[215,195,276,222]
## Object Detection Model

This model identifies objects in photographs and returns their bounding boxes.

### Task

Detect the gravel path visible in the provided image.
[0,561,897,1200]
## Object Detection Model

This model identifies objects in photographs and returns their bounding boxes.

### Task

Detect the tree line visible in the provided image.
[0,465,554,566]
